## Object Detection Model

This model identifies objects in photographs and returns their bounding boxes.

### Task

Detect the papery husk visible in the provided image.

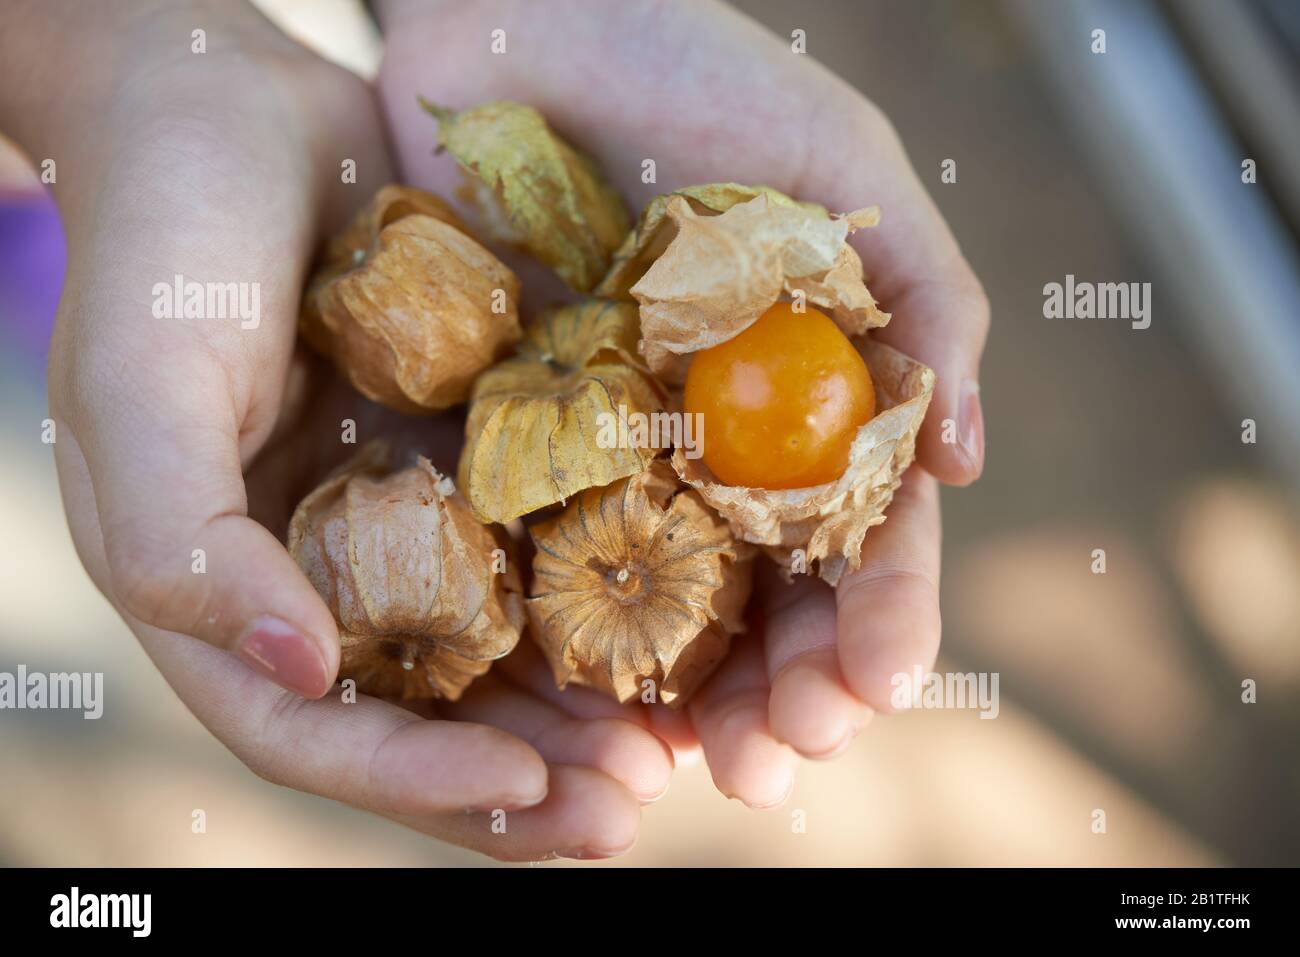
[595,184,890,384]
[458,300,665,524]
[300,184,522,414]
[595,183,825,298]
[422,99,630,291]
[528,460,754,707]
[287,442,524,700]
[672,339,934,586]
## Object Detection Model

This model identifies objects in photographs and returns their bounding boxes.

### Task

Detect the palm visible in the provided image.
[375,0,970,805]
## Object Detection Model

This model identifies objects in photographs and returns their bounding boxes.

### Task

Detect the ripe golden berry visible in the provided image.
[683,302,876,489]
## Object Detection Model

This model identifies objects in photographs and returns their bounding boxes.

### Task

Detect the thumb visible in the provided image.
[55,347,340,698]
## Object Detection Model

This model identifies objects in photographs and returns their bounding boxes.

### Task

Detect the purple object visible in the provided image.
[0,188,65,384]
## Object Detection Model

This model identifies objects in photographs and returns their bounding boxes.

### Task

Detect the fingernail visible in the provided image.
[238,615,330,697]
[958,378,984,477]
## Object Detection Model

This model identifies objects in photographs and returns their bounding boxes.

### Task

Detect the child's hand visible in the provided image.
[378,0,989,806]
[14,0,669,860]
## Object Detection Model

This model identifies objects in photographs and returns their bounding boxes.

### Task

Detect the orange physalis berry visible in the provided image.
[683,302,876,490]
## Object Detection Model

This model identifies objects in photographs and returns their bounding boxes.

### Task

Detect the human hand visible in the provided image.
[376,0,988,805]
[13,0,671,860]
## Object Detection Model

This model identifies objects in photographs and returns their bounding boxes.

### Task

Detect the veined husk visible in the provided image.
[672,339,935,586]
[529,460,753,707]
[288,443,524,700]
[422,99,630,292]
[458,300,665,524]
[596,183,825,297]
[595,183,890,383]
[300,184,522,414]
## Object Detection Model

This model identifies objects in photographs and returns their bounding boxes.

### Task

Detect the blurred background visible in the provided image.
[1,0,1297,866]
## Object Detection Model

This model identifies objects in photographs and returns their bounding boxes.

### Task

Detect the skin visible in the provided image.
[2,0,987,859]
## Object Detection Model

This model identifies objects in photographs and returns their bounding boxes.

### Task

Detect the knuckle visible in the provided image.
[945,262,992,336]
[841,562,938,608]
[49,332,118,431]
[962,277,992,334]
[241,690,308,786]
[105,528,195,631]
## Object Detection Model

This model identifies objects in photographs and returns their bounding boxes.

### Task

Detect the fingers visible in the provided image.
[498,627,704,762]
[68,475,641,858]
[689,635,798,809]
[400,764,642,862]
[441,673,674,804]
[239,686,550,817]
[496,639,648,723]
[645,704,703,765]
[51,378,340,697]
[835,469,943,711]
[761,566,873,758]
[202,638,642,858]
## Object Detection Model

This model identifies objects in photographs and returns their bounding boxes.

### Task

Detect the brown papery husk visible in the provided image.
[528,460,754,708]
[595,183,826,298]
[458,300,666,525]
[300,184,522,413]
[595,184,889,385]
[287,442,524,700]
[422,99,630,292]
[672,339,934,586]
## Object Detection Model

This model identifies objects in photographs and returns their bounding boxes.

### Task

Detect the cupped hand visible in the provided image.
[33,1,669,860]
[377,0,989,806]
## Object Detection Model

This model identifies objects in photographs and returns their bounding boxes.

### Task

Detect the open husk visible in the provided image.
[421,99,630,291]
[673,339,935,586]
[528,461,753,707]
[458,300,665,524]
[300,184,522,414]
[595,184,889,383]
[287,443,524,700]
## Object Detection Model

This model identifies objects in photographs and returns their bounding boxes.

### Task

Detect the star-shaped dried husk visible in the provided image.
[288,443,524,700]
[528,461,754,707]
[300,184,522,414]
[421,99,630,292]
[595,185,890,384]
[458,300,666,524]
[672,339,935,586]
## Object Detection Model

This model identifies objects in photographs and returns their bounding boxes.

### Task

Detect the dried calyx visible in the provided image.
[458,299,665,524]
[674,338,933,585]
[594,182,934,584]
[288,443,524,700]
[300,184,522,414]
[528,460,753,707]
[422,99,630,291]
[596,183,890,384]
